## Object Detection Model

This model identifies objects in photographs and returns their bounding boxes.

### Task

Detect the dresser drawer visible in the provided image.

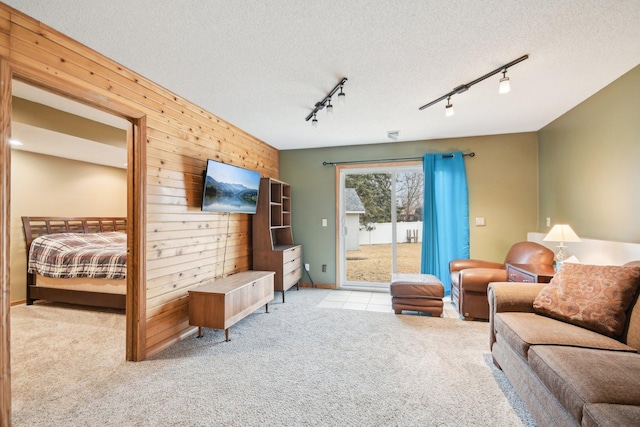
[284,255,301,275]
[283,245,302,263]
[507,263,555,283]
[507,265,536,283]
[283,265,302,289]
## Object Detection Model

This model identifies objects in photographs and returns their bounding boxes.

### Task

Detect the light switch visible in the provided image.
[322,219,327,227]
[475,217,485,227]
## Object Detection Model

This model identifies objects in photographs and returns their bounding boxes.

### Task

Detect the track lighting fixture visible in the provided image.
[499,69,510,94]
[419,54,528,116]
[305,77,348,127]
[445,97,454,117]
[337,85,346,105]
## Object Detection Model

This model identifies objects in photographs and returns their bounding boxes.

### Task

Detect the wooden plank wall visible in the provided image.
[0,2,277,368]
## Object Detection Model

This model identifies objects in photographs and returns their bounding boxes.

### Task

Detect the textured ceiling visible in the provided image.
[4,1,640,150]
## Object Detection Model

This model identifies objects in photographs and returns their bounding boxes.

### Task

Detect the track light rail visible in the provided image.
[305,77,348,122]
[418,55,529,111]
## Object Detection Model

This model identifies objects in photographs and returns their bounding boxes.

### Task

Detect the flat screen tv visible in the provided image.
[201,159,261,214]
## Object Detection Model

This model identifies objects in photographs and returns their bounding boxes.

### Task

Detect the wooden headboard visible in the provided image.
[22,216,127,248]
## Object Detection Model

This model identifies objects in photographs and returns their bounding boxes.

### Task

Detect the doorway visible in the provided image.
[338,163,423,290]
[2,68,147,353]
[10,80,131,306]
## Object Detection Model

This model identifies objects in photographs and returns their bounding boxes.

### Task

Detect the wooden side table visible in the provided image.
[506,263,555,284]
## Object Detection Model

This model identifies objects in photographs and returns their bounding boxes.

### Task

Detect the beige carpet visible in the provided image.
[10,288,535,426]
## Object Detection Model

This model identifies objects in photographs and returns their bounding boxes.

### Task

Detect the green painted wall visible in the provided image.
[538,65,640,243]
[280,133,539,286]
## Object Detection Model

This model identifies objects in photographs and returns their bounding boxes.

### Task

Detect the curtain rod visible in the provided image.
[322,152,475,167]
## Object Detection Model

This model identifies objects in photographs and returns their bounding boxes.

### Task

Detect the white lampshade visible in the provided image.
[445,97,454,117]
[499,76,510,94]
[544,224,581,262]
[543,224,581,243]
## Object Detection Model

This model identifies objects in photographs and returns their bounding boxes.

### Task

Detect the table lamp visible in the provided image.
[543,224,581,262]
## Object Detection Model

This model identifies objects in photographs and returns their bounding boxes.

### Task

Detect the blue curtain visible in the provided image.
[421,152,470,295]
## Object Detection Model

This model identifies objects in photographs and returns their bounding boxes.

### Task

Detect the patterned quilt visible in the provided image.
[28,232,127,279]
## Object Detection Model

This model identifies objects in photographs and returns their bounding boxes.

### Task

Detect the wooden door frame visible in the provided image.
[1,57,12,427]
[1,58,147,424]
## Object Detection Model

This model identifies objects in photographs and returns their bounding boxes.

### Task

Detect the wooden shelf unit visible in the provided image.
[253,178,302,302]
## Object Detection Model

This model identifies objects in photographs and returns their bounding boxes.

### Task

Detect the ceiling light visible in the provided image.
[305,77,347,127]
[326,98,333,115]
[337,86,346,105]
[445,97,454,117]
[387,130,399,140]
[499,70,510,94]
[418,54,528,113]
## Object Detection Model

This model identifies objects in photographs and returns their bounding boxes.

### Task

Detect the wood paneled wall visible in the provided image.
[0,3,278,422]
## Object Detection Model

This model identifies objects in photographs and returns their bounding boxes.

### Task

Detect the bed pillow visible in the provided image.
[533,263,640,337]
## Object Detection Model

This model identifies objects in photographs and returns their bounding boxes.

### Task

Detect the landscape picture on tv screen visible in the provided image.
[201,159,261,214]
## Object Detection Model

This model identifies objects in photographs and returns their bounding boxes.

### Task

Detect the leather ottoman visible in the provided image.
[390,273,444,316]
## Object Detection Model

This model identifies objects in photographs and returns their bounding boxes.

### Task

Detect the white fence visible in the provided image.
[358,221,423,245]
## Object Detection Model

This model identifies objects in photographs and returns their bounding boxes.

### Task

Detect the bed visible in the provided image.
[22,216,128,310]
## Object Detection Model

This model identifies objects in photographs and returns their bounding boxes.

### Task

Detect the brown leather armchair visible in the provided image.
[449,241,554,320]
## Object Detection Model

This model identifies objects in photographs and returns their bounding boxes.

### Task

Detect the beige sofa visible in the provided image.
[488,261,640,427]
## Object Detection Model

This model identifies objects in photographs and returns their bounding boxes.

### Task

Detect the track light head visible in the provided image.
[445,97,454,117]
[326,98,333,115]
[311,113,318,128]
[337,86,346,105]
[499,70,510,94]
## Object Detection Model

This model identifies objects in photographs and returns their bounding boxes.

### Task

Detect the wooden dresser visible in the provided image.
[253,178,302,302]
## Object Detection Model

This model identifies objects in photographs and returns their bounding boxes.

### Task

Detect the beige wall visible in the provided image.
[280,132,539,285]
[10,150,127,302]
[538,65,640,243]
[13,97,126,148]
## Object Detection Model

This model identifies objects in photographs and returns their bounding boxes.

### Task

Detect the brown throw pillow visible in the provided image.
[533,263,640,337]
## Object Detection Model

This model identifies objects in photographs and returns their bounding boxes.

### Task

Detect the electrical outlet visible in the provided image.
[304,263,310,271]
[322,219,327,227]
[546,217,551,227]
[322,264,327,272]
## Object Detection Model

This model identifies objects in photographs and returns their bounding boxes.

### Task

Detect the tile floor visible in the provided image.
[317,290,460,319]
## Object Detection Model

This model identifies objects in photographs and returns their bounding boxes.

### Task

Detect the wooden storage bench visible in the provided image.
[188,270,275,341]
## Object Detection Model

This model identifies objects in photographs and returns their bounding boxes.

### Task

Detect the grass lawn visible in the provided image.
[346,243,421,283]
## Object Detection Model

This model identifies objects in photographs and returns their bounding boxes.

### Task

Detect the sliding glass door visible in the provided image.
[338,164,423,290]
